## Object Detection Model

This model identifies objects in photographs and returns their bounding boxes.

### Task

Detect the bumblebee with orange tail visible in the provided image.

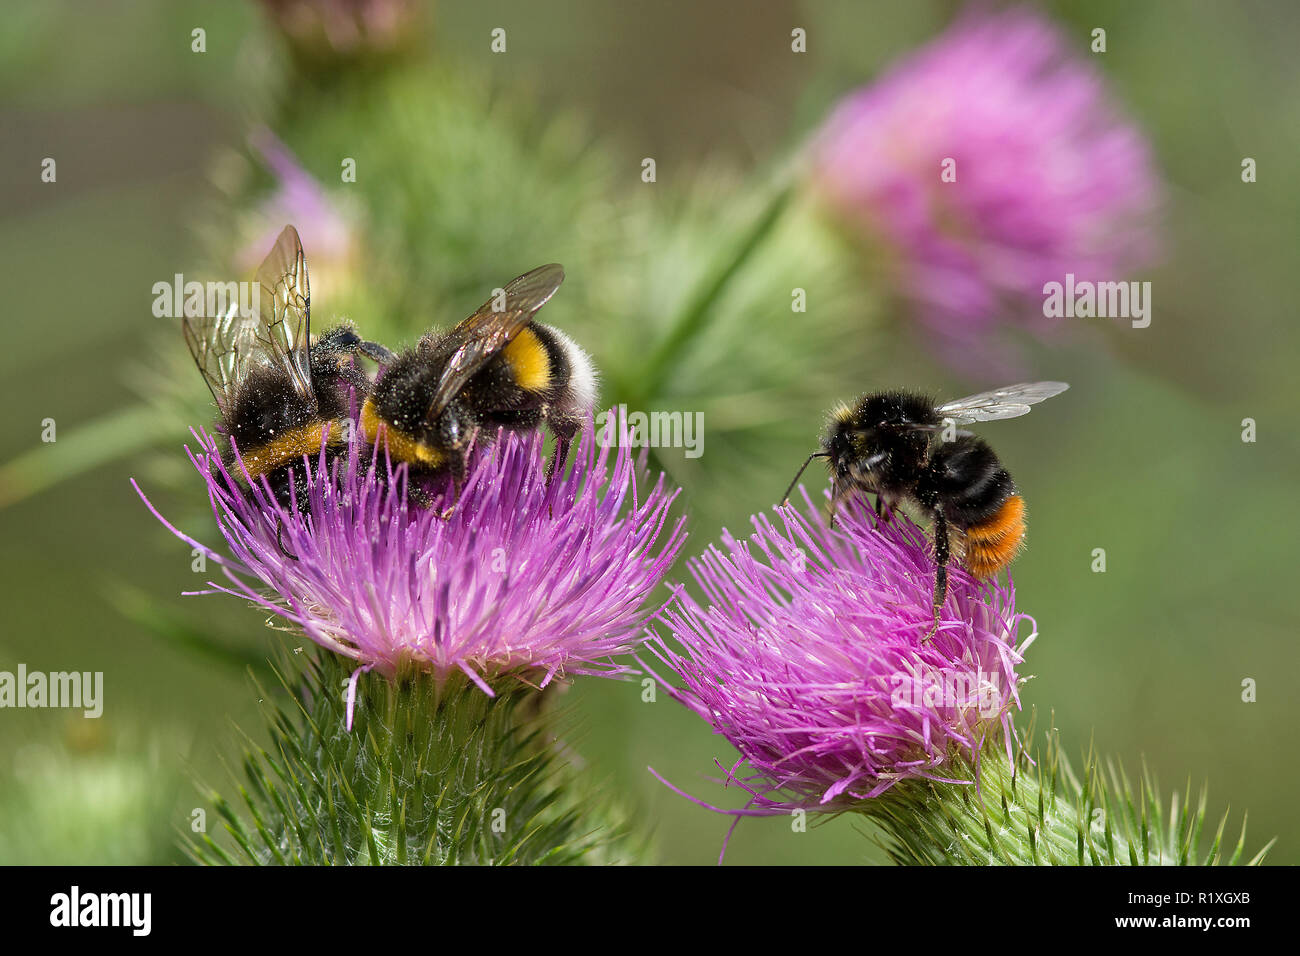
[783,382,1069,636]
[360,263,597,507]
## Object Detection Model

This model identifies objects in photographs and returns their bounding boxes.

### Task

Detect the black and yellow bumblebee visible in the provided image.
[360,263,597,500]
[183,225,390,514]
[783,382,1069,634]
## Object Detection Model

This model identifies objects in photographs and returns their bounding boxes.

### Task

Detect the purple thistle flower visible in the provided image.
[647,491,1034,817]
[135,415,686,727]
[237,129,357,278]
[811,6,1161,369]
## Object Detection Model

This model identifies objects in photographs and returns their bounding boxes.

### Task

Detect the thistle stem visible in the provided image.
[629,180,795,406]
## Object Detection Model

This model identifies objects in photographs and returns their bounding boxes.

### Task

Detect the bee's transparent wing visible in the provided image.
[934,381,1069,424]
[252,224,315,405]
[182,304,244,416]
[427,263,565,417]
[182,225,317,416]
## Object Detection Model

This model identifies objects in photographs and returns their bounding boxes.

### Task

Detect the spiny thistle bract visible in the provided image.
[188,649,646,865]
[871,713,1275,866]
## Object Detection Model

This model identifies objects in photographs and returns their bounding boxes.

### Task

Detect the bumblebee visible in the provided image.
[183,225,390,513]
[360,263,597,499]
[783,382,1069,634]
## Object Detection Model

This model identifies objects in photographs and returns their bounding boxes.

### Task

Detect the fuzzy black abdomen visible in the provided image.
[922,436,1015,529]
[224,367,318,449]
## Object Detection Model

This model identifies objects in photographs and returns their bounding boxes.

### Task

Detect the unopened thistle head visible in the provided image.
[810,6,1161,368]
[648,492,1034,813]
[137,416,685,723]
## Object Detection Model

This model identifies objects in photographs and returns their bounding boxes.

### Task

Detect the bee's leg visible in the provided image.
[275,517,299,562]
[827,481,842,530]
[545,436,568,486]
[925,510,950,643]
[335,363,370,395]
[546,423,577,487]
[543,421,580,519]
[406,484,434,510]
[438,438,476,520]
[438,473,462,520]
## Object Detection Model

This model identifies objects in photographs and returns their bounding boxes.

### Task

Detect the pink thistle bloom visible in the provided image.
[237,129,357,278]
[647,492,1035,816]
[811,6,1161,368]
[135,417,686,727]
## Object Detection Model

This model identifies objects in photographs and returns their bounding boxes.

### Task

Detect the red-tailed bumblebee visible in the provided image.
[183,225,390,513]
[783,382,1069,634]
[360,263,597,500]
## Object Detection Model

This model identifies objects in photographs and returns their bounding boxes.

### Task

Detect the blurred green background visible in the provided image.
[1,0,1295,864]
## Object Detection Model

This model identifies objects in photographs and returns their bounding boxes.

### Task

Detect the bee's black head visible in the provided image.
[310,325,362,364]
[821,391,939,485]
[822,406,864,478]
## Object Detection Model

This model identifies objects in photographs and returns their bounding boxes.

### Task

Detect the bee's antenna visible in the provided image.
[781,451,829,506]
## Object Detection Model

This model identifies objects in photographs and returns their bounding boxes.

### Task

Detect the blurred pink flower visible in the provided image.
[811,7,1161,369]
[237,129,357,278]
[258,0,423,64]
